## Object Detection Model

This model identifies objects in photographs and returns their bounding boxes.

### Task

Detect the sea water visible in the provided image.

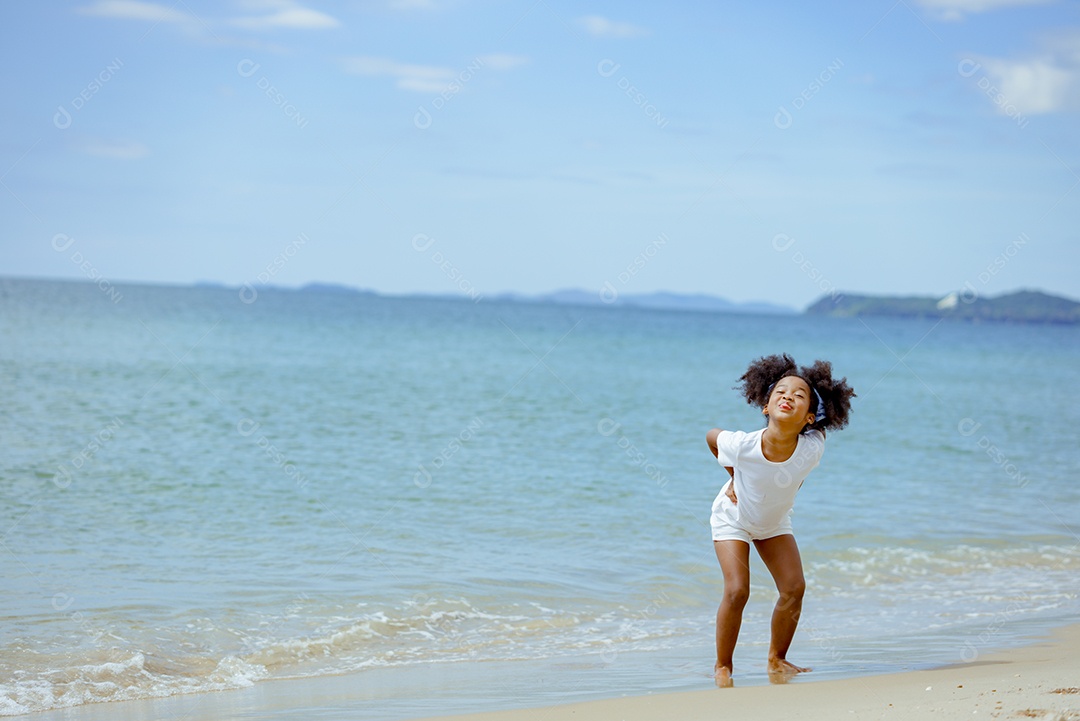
[1,277,1078,718]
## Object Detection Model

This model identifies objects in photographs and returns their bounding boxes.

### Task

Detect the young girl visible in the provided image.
[706,353,854,687]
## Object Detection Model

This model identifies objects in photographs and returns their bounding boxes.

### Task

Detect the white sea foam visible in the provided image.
[0,652,268,716]
[0,597,695,715]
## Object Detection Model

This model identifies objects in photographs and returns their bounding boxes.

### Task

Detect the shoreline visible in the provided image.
[409,623,1080,721]
[19,622,1080,721]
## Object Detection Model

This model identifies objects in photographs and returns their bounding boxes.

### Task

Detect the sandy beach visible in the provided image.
[410,624,1080,721]
[22,623,1078,721]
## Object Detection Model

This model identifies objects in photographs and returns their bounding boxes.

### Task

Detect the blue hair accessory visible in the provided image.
[812,388,826,424]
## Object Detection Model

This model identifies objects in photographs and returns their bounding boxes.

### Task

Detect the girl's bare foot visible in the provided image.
[714,664,734,688]
[767,658,810,684]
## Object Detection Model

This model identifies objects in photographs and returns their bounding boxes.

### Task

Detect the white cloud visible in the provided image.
[77,0,189,23]
[388,0,438,9]
[977,56,1076,114]
[230,0,340,30]
[476,54,529,71]
[966,29,1080,115]
[78,0,339,34]
[81,140,150,159]
[576,15,648,39]
[916,0,1056,22]
[343,54,527,93]
[342,57,456,93]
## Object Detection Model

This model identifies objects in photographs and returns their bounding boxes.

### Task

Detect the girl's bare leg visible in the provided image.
[713,540,751,687]
[753,533,811,682]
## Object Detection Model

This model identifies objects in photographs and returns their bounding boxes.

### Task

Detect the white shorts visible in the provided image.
[710,482,793,544]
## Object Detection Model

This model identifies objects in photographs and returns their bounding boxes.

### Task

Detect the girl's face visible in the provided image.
[764,375,815,428]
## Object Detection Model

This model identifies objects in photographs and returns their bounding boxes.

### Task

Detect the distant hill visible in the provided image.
[805,289,1080,324]
[288,283,794,314]
[300,282,377,295]
[497,289,796,315]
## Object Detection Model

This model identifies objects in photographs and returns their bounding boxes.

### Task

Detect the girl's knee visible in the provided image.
[776,580,806,608]
[723,584,750,608]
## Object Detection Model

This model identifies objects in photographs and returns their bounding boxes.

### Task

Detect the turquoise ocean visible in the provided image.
[2,277,1078,718]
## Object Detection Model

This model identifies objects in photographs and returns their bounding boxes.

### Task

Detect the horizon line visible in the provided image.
[1,274,1076,308]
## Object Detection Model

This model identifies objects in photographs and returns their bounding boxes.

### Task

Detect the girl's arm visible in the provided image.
[706,427,736,485]
[707,428,737,503]
[706,428,722,458]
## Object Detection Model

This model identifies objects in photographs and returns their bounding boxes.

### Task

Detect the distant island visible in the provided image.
[806,289,1080,324]
[292,283,797,314]
[288,284,1080,323]
[492,289,795,315]
[300,282,378,295]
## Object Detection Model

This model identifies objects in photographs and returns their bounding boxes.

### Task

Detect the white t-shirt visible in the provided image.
[712,428,825,535]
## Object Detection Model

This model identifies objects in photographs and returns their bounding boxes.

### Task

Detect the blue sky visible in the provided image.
[1,0,1077,309]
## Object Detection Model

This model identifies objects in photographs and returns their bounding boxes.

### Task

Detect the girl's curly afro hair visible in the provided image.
[734,353,855,433]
